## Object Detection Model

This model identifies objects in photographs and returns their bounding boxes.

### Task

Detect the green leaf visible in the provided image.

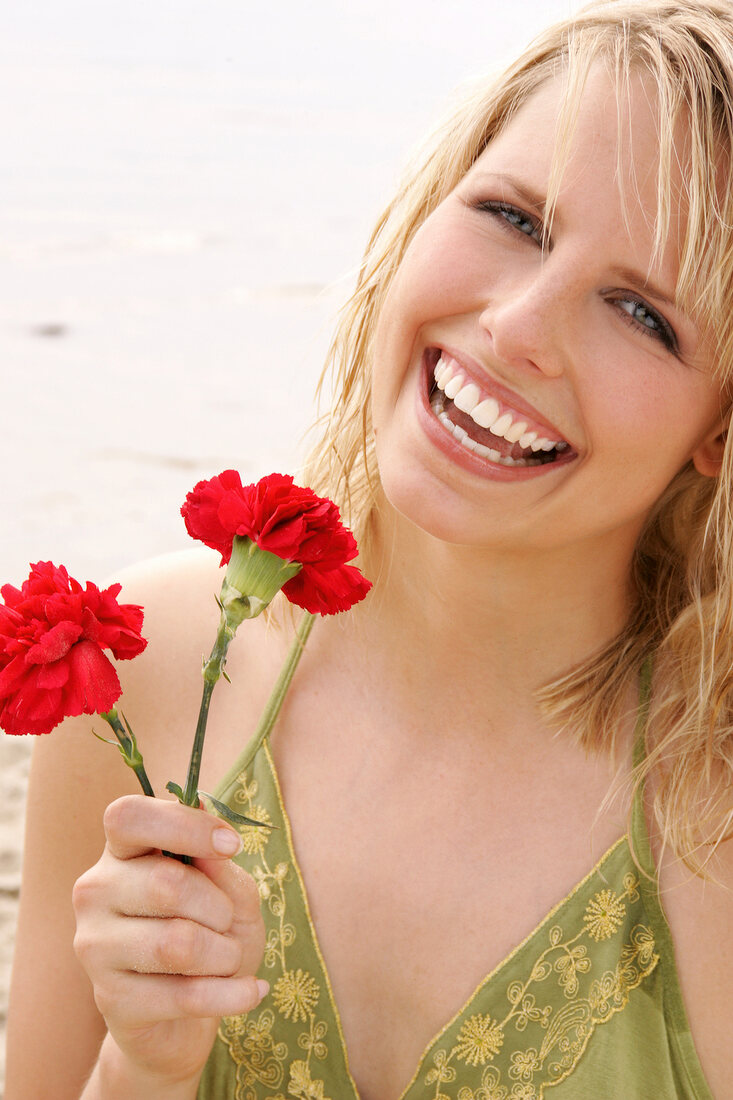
[91,728,120,748]
[165,780,186,803]
[198,790,277,830]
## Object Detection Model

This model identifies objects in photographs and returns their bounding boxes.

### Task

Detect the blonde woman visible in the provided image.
[7,1,733,1097]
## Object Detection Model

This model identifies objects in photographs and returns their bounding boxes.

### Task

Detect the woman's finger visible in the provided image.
[103,853,236,934]
[95,915,244,978]
[94,969,269,1027]
[195,857,266,975]
[103,794,243,862]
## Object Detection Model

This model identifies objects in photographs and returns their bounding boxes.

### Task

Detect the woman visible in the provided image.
[6,1,733,1097]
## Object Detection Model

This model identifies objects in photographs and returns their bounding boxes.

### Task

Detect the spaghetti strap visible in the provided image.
[630,655,657,881]
[213,610,315,800]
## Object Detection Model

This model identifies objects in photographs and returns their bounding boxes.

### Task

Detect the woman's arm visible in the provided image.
[5,550,268,1099]
[6,706,136,1098]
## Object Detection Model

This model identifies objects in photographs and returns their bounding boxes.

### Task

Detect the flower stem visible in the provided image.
[101,709,155,797]
[182,609,236,807]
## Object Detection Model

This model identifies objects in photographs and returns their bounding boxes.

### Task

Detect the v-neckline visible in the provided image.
[209,634,665,1100]
[260,738,633,1100]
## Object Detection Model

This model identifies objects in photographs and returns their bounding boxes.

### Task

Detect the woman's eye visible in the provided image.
[478,201,543,244]
[614,297,677,353]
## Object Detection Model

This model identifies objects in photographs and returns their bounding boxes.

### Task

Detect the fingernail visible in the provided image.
[256,979,270,1001]
[212,827,243,856]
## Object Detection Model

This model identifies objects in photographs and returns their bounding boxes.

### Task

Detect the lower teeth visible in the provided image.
[431,396,550,467]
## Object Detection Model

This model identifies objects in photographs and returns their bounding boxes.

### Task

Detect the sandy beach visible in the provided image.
[0,0,575,1090]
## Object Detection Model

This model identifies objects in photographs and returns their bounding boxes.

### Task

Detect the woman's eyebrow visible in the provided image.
[475,171,548,214]
[610,265,676,309]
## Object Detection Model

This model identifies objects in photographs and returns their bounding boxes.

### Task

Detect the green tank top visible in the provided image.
[197,628,714,1100]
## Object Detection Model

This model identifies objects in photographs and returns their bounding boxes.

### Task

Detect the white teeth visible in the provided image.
[443,374,464,399]
[490,412,513,438]
[471,398,500,429]
[431,353,570,462]
[434,358,450,386]
[504,420,527,443]
[453,383,480,414]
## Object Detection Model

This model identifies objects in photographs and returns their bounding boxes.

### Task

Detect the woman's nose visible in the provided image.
[477,262,571,379]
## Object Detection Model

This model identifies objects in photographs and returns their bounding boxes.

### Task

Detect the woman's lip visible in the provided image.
[432,344,572,446]
[416,357,578,481]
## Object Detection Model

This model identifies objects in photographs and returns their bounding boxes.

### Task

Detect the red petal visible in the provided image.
[26,620,82,664]
[282,563,372,615]
[64,641,121,714]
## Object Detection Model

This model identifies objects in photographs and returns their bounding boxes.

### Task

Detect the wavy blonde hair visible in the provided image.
[302,0,733,868]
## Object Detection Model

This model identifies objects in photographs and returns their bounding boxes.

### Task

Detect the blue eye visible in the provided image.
[614,297,677,353]
[478,201,543,244]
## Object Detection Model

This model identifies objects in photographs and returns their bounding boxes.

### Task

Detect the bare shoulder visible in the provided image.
[659,833,733,1100]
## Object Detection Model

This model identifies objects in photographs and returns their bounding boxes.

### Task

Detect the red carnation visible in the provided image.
[181,471,372,615]
[0,561,147,736]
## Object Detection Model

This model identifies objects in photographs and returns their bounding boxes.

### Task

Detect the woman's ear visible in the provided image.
[692,419,729,477]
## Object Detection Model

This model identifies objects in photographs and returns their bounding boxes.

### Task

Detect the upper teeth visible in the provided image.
[434,356,564,452]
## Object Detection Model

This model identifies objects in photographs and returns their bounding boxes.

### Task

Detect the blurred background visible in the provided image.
[0,0,577,1087]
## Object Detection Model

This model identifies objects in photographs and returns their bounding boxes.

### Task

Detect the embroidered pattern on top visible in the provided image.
[215,754,659,1100]
[422,872,658,1100]
[216,763,344,1100]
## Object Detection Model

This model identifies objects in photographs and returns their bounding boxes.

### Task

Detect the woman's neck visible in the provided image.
[336,502,636,743]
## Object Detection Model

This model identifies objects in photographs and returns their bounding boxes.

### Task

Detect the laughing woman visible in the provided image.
[6,1,733,1098]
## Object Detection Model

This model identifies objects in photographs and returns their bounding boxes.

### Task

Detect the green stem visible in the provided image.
[182,610,235,806]
[101,709,156,797]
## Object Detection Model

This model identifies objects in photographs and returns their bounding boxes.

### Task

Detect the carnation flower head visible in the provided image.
[181,471,372,616]
[0,561,147,736]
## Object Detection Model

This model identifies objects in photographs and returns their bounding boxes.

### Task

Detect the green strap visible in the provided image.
[242,610,315,766]
[631,654,656,879]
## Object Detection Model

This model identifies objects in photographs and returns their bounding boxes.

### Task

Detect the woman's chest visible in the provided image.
[262,727,633,1100]
[206,735,682,1100]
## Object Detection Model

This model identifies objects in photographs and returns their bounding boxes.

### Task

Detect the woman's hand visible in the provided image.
[72,794,267,1089]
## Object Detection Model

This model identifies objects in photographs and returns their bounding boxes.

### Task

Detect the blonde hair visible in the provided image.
[303,0,733,869]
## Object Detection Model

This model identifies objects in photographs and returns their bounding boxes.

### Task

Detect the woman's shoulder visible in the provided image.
[114,546,226,637]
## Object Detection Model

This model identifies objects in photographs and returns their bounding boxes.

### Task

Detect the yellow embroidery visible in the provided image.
[458,1065,508,1100]
[219,1008,288,1095]
[583,888,626,941]
[426,871,658,1100]
[287,1059,331,1099]
[240,804,274,856]
[455,1014,505,1066]
[273,969,321,1023]
[509,1049,540,1082]
[216,766,333,1100]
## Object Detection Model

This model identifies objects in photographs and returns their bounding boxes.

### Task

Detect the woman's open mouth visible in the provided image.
[425,349,576,469]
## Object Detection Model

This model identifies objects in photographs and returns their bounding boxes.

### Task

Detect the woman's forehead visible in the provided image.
[474,64,690,201]
[465,64,696,275]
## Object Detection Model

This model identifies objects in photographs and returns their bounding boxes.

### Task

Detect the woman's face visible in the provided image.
[370,65,727,561]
